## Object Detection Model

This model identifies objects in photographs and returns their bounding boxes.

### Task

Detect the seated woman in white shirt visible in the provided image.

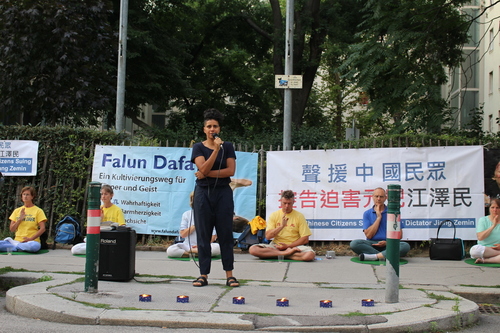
[167,192,220,258]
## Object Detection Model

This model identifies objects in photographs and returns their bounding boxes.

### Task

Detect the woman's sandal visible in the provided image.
[226,277,240,287]
[193,276,208,287]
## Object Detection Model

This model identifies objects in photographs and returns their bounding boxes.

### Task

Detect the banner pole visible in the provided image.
[85,182,101,293]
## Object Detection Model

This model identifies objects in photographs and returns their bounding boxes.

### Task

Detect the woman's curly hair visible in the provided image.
[203,108,224,126]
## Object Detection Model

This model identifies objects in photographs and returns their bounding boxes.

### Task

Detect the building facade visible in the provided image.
[444,1,500,133]
[481,0,500,133]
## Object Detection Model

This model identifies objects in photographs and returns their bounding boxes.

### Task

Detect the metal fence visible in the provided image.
[0,138,490,247]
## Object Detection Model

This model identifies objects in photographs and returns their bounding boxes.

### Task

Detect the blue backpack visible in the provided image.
[53,216,82,248]
[237,225,267,250]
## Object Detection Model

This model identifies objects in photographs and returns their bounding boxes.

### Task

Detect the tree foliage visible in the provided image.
[0,0,475,142]
[265,0,363,130]
[173,0,281,137]
[0,0,116,126]
[113,0,196,128]
[342,0,470,134]
[134,0,284,140]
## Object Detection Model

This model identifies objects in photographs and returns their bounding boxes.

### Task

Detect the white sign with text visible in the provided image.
[92,145,258,236]
[266,146,484,240]
[0,140,39,176]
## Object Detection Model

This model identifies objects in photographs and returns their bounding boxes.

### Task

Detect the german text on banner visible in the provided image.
[92,145,258,236]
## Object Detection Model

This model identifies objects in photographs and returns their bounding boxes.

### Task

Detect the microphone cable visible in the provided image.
[188,139,224,270]
[186,206,200,269]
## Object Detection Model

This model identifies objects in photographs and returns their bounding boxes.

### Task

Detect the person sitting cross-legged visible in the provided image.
[249,190,315,262]
[167,192,220,258]
[0,186,47,253]
[470,198,500,264]
[71,184,125,255]
[350,187,410,261]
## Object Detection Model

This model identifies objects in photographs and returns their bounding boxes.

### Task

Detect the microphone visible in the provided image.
[212,133,223,148]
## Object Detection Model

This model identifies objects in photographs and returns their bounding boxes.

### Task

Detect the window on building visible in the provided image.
[152,114,166,128]
[461,49,479,89]
[490,71,494,94]
[461,90,478,128]
[489,114,493,132]
[463,7,480,48]
[490,29,495,51]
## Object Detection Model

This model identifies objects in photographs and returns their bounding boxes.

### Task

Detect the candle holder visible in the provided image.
[276,298,289,307]
[320,300,332,308]
[177,295,189,303]
[139,294,152,302]
[233,296,245,305]
[362,299,374,307]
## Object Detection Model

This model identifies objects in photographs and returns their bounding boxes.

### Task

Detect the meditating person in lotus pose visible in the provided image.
[249,190,315,262]
[0,186,47,253]
[350,187,410,261]
[166,192,220,258]
[470,198,500,264]
[71,184,125,255]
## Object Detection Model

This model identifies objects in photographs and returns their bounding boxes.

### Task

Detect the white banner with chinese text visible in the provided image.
[0,140,39,176]
[266,146,483,241]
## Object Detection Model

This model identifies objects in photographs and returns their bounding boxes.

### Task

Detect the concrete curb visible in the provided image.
[2,271,481,332]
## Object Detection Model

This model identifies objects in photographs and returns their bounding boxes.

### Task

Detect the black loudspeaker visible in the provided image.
[99,227,136,281]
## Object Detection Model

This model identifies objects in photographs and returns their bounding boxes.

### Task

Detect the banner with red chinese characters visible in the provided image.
[266,146,483,241]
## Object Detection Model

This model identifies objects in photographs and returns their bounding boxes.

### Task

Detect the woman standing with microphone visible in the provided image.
[190,108,239,287]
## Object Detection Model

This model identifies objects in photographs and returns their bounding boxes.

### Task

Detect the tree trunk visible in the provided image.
[269,0,325,128]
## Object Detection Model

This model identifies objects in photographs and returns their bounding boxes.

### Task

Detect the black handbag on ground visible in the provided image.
[429,219,465,260]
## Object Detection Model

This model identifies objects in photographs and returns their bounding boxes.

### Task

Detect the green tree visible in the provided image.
[138,0,282,140]
[0,0,477,144]
[0,0,116,126]
[314,0,366,139]
[342,0,470,134]
[266,0,342,129]
[157,0,363,140]
[111,0,195,129]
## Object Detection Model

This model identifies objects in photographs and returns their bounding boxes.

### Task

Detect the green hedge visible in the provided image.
[0,126,125,237]
[2,125,499,239]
